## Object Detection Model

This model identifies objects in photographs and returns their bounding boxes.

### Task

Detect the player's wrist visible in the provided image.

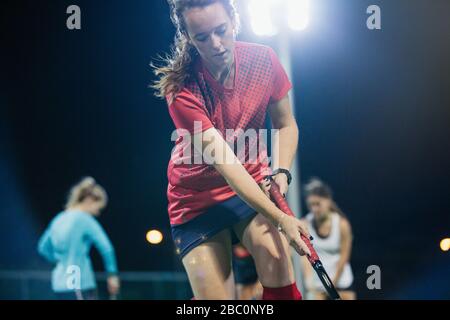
[277,212,288,234]
[271,168,292,185]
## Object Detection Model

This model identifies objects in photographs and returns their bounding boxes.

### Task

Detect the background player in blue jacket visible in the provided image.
[38,177,120,300]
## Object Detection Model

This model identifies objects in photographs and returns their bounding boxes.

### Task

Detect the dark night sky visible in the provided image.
[1,0,449,299]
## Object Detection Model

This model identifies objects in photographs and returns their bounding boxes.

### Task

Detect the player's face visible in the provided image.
[307,195,332,219]
[85,198,105,216]
[183,2,235,71]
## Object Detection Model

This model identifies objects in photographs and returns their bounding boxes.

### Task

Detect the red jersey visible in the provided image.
[166,41,292,226]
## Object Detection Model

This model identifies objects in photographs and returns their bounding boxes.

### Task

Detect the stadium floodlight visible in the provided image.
[247,0,310,36]
[287,0,310,31]
[247,0,278,36]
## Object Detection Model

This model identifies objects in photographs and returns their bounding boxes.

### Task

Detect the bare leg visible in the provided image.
[233,214,295,288]
[182,229,235,300]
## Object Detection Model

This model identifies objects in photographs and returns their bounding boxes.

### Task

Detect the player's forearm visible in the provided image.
[199,128,285,226]
[334,228,352,283]
[333,251,351,283]
[333,260,346,283]
[37,230,56,263]
[102,248,118,275]
[271,122,299,171]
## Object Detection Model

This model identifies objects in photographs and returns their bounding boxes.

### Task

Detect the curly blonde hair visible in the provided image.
[65,177,108,210]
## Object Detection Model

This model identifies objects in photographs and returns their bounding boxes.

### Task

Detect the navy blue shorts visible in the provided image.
[171,195,258,259]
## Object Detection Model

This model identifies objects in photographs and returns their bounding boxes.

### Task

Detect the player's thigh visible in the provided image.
[182,229,235,300]
[233,213,294,286]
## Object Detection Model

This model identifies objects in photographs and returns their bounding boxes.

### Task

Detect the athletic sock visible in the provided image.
[262,283,302,300]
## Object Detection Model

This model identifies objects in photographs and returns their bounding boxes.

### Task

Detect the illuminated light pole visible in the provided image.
[247,0,310,292]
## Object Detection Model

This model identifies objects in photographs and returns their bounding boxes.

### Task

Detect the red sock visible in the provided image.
[262,283,303,300]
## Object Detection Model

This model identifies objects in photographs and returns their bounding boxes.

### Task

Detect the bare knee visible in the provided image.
[252,242,294,287]
[182,236,235,300]
[259,245,286,271]
[186,266,235,300]
[240,214,295,288]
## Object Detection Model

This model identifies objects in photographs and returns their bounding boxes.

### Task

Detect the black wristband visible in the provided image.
[271,168,292,185]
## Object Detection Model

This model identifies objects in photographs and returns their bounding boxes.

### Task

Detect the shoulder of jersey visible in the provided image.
[236,41,274,57]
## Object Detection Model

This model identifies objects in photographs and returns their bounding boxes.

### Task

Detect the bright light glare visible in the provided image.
[248,0,310,36]
[440,238,450,252]
[146,230,163,245]
[287,0,310,31]
[248,0,277,36]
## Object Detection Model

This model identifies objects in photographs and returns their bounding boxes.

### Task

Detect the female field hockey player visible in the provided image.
[153,0,310,300]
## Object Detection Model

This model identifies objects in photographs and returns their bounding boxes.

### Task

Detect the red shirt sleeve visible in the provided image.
[167,90,214,135]
[268,48,293,103]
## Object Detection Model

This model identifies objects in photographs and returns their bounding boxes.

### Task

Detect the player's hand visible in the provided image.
[279,215,311,256]
[272,173,289,198]
[259,178,272,198]
[107,275,120,296]
[259,175,289,198]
